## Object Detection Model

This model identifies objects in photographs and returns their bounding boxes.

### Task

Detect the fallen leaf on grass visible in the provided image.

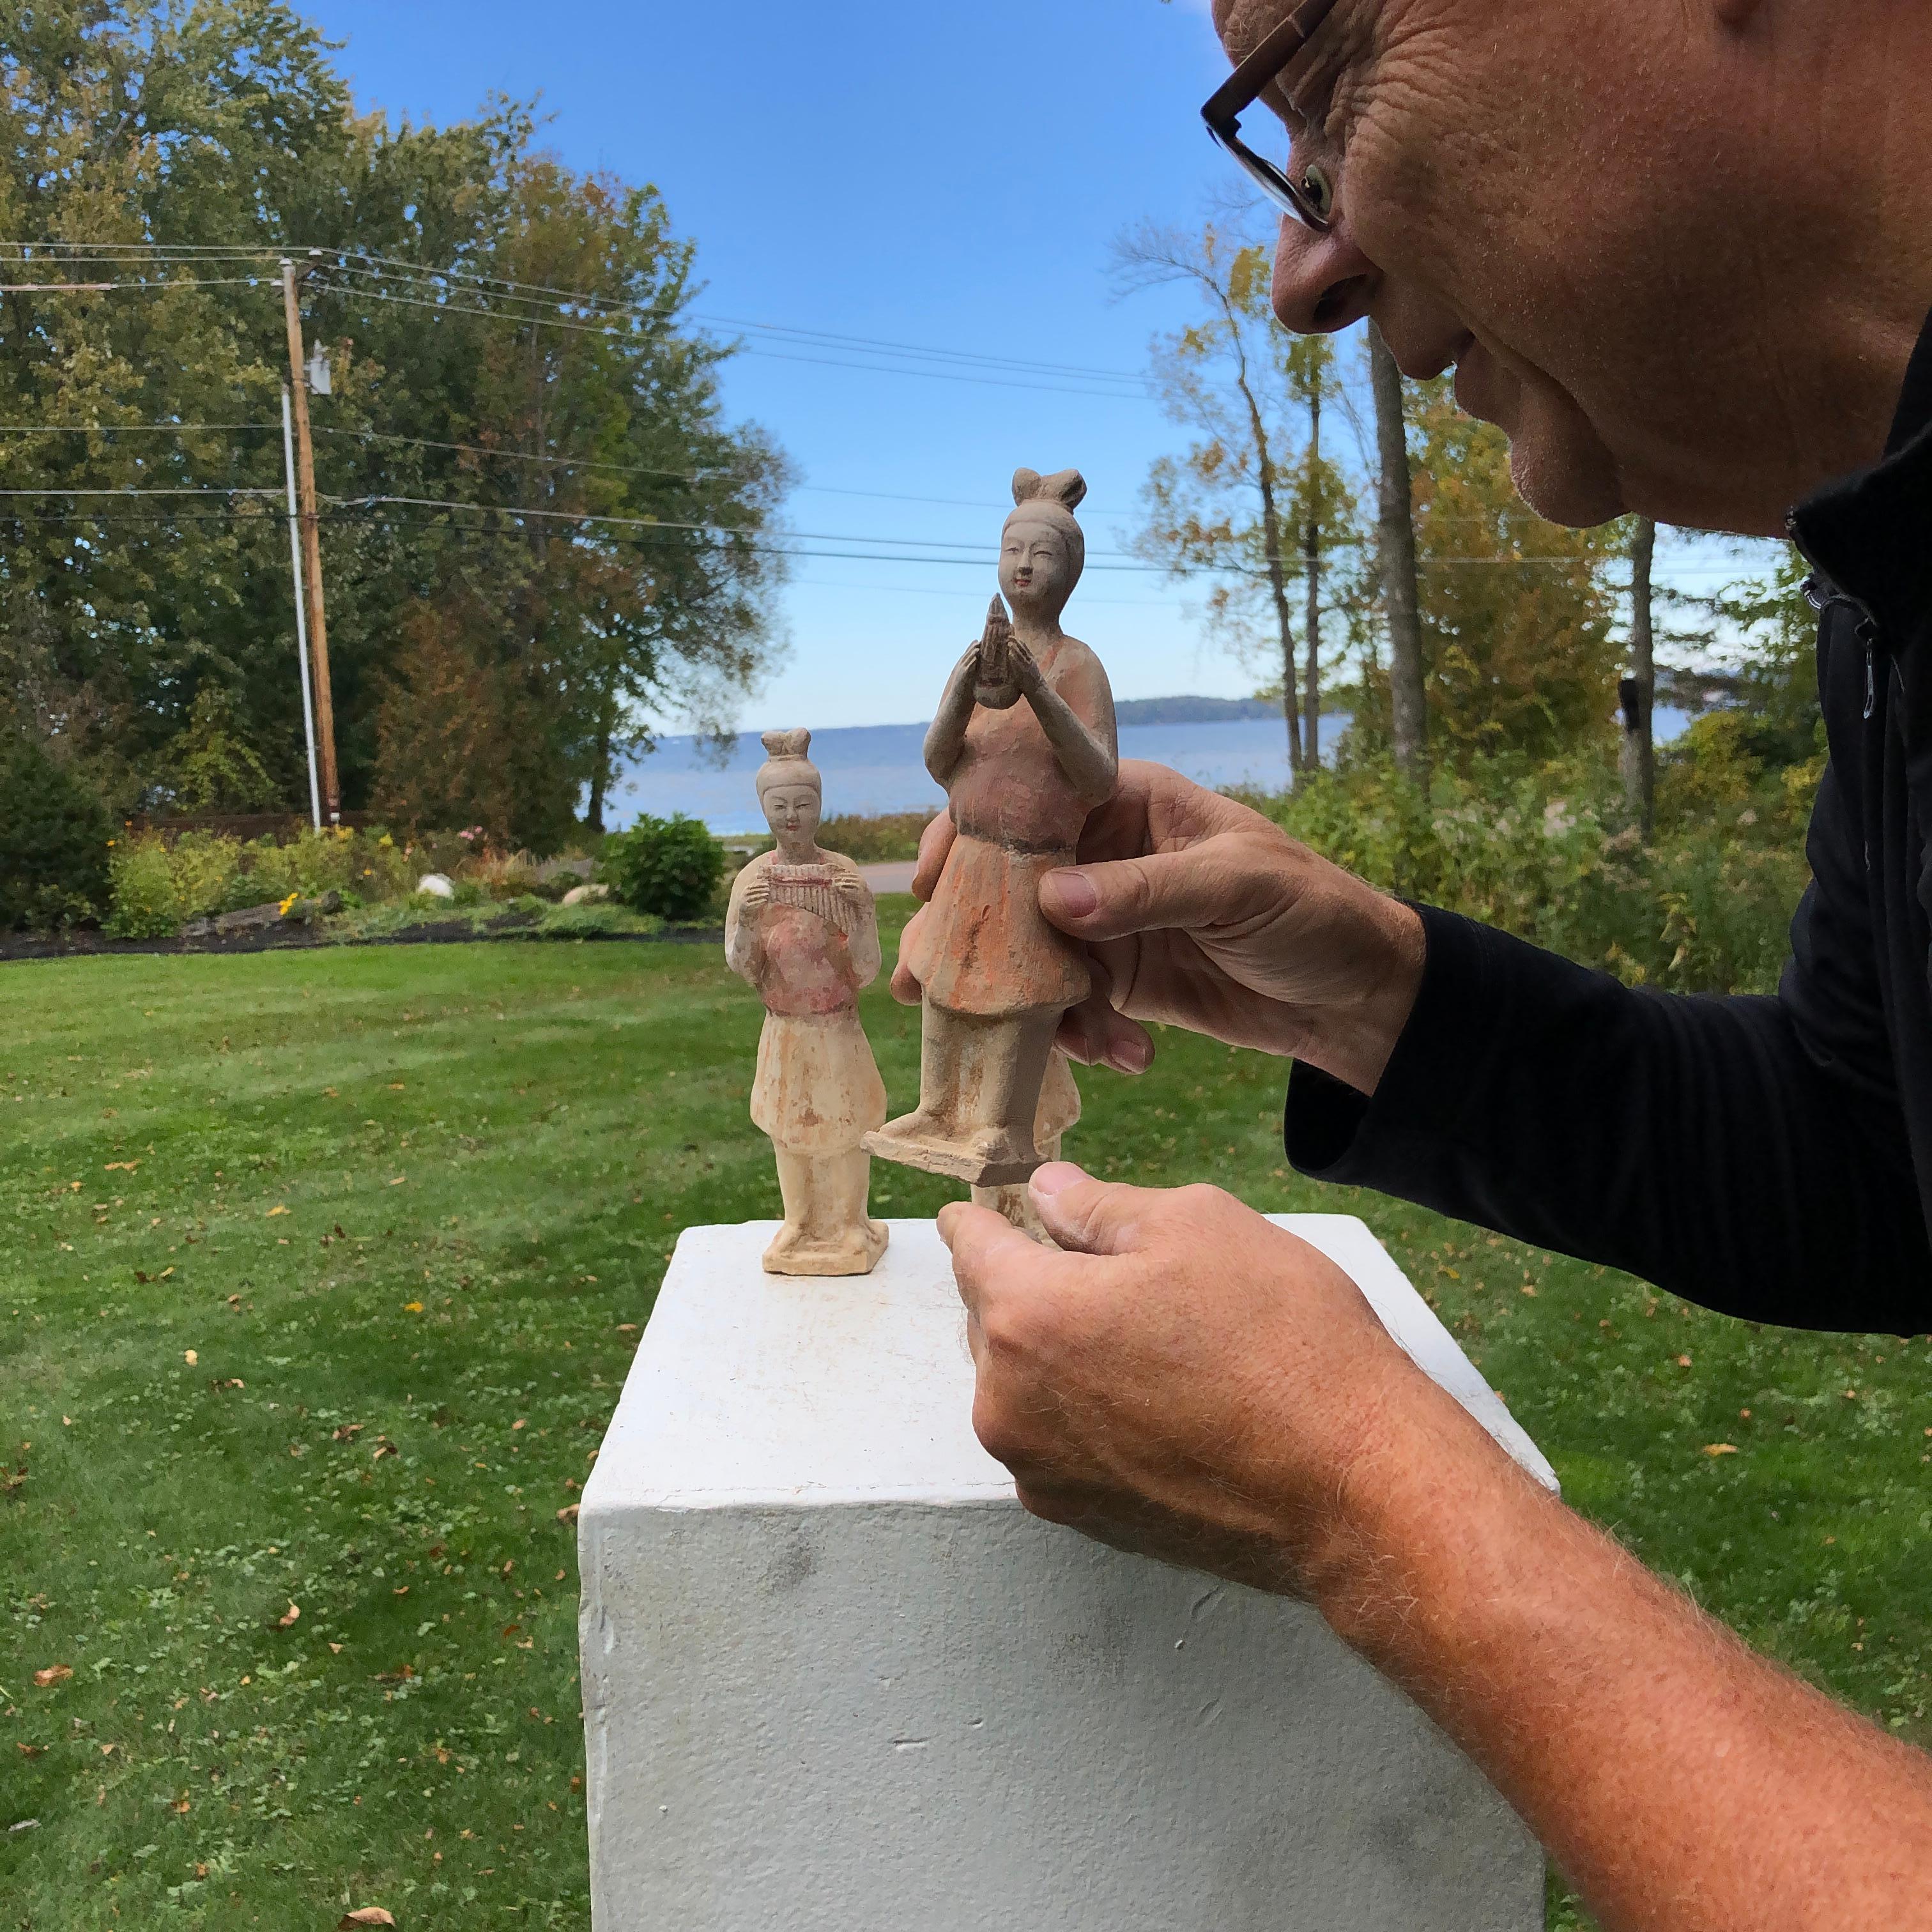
[1703,1443,1740,1457]
[16,1742,43,1757]
[33,1666,72,1687]
[266,1205,289,1218]
[403,1301,424,1314]
[338,1912,396,1929]
[615,1323,638,1334]
[334,1423,364,1441]
[275,1602,301,1629]
[556,1505,579,1524]
[388,1176,407,1187]
[103,1160,139,1173]
[183,1349,197,1366]
[371,1440,398,1460]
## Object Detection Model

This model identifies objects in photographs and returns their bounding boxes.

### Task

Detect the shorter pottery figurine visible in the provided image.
[970,1048,1080,1242]
[725,730,889,1276]
[866,467,1118,1188]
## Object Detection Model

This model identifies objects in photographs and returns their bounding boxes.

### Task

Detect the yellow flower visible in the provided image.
[278,893,299,915]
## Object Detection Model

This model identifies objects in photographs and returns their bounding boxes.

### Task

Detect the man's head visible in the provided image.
[1212,0,1932,535]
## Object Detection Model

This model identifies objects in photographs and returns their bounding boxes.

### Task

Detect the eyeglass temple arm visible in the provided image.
[1202,0,1343,129]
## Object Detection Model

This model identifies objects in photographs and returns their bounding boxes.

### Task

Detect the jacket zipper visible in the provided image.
[1792,515,1882,718]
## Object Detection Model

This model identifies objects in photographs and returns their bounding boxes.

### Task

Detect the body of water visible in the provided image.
[608,708,1690,836]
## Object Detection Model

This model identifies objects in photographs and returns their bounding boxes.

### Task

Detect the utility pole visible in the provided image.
[280,258,340,822]
[279,383,323,829]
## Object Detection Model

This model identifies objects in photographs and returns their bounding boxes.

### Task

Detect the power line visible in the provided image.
[0,422,273,434]
[0,277,273,293]
[0,484,280,498]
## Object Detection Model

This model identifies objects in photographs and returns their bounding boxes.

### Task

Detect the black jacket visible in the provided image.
[1287,317,1932,1335]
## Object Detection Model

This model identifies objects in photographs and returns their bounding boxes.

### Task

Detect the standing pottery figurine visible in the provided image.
[726,730,889,1276]
[971,1048,1082,1241]
[868,468,1117,1187]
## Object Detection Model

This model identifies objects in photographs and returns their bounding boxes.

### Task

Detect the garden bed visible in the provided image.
[0,908,722,964]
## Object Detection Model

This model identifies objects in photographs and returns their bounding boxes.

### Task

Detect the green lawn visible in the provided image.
[3,908,1929,1929]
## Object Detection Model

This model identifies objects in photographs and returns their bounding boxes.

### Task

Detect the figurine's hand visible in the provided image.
[1008,638,1045,701]
[740,877,772,910]
[1045,761,1425,1096]
[836,873,866,900]
[940,1164,1458,1593]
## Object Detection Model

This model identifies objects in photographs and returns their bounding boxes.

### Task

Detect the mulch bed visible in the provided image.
[0,914,724,964]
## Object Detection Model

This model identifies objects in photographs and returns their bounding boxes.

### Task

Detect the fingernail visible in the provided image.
[935,1203,962,1248]
[1044,869,1098,918]
[1030,1162,1087,1199]
[1114,1036,1153,1075]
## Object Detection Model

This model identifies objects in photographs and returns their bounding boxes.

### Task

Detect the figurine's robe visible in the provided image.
[905,638,1111,1018]
[730,852,887,1151]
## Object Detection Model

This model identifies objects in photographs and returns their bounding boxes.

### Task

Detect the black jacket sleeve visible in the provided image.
[1285,804,1932,1333]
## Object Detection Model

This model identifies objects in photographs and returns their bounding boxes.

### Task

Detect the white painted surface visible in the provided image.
[580,1217,1550,1931]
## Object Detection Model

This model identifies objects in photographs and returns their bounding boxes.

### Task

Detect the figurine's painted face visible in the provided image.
[762,783,820,845]
[999,516,1077,623]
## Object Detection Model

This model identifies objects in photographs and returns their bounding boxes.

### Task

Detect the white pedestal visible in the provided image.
[579,1218,1553,1931]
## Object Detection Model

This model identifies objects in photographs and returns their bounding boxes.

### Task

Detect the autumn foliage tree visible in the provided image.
[0,0,788,847]
[1117,220,1364,784]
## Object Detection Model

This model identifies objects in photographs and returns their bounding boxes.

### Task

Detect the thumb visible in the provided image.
[1027,1162,1151,1257]
[1038,847,1239,944]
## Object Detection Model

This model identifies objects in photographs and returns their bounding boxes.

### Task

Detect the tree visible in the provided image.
[1368,322,1427,779]
[1402,378,1623,763]
[0,0,789,846]
[1621,517,1657,834]
[1116,219,1363,785]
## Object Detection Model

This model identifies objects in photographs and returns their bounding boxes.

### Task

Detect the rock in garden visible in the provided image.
[418,873,456,899]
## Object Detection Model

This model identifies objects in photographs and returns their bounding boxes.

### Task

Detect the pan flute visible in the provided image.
[765,862,861,933]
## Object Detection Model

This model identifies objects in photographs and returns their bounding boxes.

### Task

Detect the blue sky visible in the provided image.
[298,0,1260,731]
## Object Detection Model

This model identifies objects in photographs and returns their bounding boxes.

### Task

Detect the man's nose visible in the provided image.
[1271,214,1375,335]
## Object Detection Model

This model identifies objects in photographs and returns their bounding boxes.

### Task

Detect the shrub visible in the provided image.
[105,827,420,938]
[105,835,187,939]
[0,732,114,930]
[1241,747,1813,998]
[599,814,724,921]
[816,811,937,864]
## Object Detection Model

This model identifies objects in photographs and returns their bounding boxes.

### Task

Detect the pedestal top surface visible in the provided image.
[585,1216,1554,1514]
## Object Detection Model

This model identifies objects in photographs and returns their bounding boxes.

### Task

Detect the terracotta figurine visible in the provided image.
[971,1048,1082,1241]
[725,730,889,1276]
[868,468,1117,1187]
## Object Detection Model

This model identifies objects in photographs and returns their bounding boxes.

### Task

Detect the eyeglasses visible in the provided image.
[1201,0,1346,233]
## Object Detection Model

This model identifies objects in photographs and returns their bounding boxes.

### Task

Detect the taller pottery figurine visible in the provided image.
[868,468,1117,1187]
[726,730,890,1276]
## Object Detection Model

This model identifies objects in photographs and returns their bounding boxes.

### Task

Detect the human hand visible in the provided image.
[940,1164,1455,1595]
[1041,760,1424,1094]
[893,762,1422,1092]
